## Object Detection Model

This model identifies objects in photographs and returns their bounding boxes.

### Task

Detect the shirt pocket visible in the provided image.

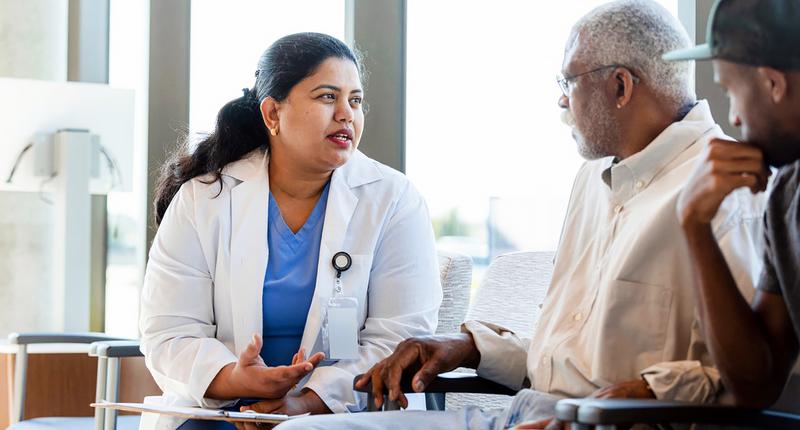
[592,279,673,381]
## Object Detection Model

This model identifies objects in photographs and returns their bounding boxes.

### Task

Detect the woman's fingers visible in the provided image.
[239,334,263,367]
[291,347,305,366]
[242,399,283,414]
[276,361,315,382]
[305,351,325,367]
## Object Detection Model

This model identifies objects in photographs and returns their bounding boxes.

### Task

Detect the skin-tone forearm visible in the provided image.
[458,332,482,369]
[682,221,784,405]
[207,363,251,399]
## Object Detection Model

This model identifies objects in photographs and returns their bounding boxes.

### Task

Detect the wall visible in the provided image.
[0,0,68,81]
[0,1,69,336]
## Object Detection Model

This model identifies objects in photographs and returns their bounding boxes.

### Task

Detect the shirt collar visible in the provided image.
[601,100,718,194]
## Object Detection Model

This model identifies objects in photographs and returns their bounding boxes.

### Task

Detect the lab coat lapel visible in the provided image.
[299,166,358,354]
[228,151,269,356]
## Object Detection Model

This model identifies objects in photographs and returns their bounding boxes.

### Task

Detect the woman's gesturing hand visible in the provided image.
[207,334,325,400]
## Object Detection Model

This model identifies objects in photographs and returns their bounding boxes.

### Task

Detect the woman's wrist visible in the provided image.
[298,388,332,414]
[206,362,239,400]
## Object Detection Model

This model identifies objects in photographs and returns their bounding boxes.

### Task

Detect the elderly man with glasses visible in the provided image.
[273,1,767,429]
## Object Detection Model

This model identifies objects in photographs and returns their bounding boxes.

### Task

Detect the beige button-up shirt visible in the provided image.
[465,101,766,402]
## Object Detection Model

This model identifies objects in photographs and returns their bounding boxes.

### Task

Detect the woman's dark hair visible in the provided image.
[153,32,361,225]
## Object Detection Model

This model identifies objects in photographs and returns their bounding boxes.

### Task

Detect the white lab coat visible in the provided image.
[138,149,442,429]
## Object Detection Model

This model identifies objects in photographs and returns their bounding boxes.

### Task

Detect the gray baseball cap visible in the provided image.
[663,0,800,70]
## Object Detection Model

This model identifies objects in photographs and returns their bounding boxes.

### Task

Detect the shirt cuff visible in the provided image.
[461,320,528,391]
[641,360,722,403]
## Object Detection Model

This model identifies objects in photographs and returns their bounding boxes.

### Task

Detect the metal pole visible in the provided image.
[11,344,28,424]
[94,356,108,430]
[103,357,120,430]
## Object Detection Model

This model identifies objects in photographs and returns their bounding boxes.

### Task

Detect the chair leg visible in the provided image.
[425,393,446,411]
[104,357,120,430]
[94,356,108,430]
[11,345,28,424]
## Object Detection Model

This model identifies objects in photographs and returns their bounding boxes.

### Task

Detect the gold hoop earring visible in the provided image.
[269,127,278,136]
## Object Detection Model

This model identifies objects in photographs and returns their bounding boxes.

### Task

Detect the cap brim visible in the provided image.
[663,44,714,62]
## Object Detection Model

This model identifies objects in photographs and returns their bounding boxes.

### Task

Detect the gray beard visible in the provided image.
[576,88,620,160]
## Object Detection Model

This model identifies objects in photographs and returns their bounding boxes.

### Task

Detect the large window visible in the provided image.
[104,1,346,336]
[406,1,678,278]
[190,0,346,135]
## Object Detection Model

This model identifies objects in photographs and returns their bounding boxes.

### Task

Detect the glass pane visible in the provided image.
[108,0,149,337]
[407,1,679,278]
[190,0,346,135]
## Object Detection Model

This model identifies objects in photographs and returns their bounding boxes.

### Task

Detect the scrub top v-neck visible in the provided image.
[261,181,330,366]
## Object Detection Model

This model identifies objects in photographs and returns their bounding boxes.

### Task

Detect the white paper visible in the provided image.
[328,306,359,359]
[92,402,292,422]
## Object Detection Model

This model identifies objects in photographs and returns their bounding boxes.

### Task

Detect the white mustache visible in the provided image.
[560,109,576,127]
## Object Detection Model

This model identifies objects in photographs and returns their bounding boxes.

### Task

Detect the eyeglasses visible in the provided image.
[556,65,640,97]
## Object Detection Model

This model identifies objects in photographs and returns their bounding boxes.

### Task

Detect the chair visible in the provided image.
[356,251,555,411]
[435,250,472,336]
[7,333,144,430]
[553,374,800,429]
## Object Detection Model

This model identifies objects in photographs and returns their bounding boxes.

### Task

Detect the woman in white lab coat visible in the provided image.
[139,32,442,429]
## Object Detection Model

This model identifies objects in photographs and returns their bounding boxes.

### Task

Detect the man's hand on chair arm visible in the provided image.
[354,333,481,409]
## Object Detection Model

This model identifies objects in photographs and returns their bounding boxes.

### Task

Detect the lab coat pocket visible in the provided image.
[593,279,673,381]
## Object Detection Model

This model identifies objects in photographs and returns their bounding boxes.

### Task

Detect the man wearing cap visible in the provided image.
[273,1,768,429]
[666,0,800,408]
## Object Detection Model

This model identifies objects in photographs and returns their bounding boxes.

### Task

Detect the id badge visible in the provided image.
[322,295,359,360]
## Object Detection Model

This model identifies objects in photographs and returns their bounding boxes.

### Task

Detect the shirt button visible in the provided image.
[613,205,623,214]
[635,180,644,189]
[573,312,583,322]
[541,356,548,365]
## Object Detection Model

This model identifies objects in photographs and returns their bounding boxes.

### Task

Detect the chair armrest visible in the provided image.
[554,398,584,423]
[353,371,516,396]
[8,332,126,345]
[570,399,800,428]
[92,340,142,358]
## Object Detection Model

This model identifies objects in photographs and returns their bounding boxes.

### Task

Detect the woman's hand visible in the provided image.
[240,388,331,416]
[206,334,325,400]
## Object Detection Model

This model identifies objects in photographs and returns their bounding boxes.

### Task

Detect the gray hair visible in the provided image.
[569,0,695,109]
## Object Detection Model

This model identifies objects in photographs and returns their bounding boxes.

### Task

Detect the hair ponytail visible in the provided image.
[152,32,361,227]
[153,88,266,225]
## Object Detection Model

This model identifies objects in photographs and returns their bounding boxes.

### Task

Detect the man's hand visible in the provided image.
[206,335,325,399]
[591,379,655,399]
[678,139,770,228]
[353,333,480,409]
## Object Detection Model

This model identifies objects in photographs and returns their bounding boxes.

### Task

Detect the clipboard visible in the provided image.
[92,401,308,424]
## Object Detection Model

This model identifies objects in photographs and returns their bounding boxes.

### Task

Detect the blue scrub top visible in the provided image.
[260,182,330,366]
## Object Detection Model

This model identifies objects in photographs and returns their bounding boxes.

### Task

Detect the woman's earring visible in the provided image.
[269,127,278,136]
